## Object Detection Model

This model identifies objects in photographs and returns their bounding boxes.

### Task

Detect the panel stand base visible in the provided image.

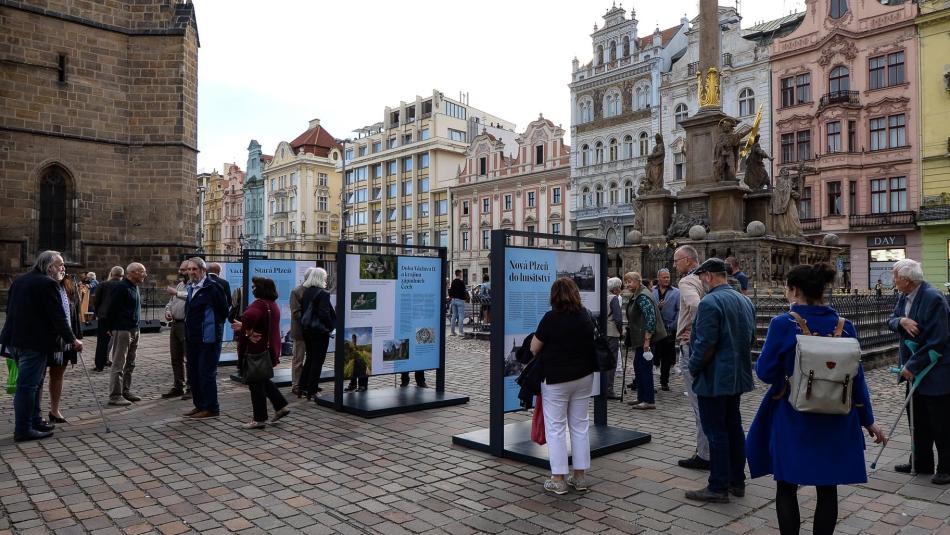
[315,386,469,418]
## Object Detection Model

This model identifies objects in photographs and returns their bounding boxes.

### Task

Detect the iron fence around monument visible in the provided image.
[750,293,899,364]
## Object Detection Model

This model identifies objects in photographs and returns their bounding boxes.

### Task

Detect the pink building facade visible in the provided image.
[770,0,919,289]
[221,163,245,255]
[450,116,572,285]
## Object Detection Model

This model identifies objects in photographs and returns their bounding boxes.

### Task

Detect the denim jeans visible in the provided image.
[186,341,221,413]
[697,394,746,493]
[12,348,49,436]
[633,346,655,404]
[450,298,465,334]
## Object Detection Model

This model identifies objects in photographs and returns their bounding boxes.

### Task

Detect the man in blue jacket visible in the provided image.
[183,257,230,419]
[686,258,756,503]
[888,258,950,485]
[0,251,82,442]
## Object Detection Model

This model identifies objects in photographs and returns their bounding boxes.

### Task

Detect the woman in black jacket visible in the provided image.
[300,267,336,399]
[529,277,596,495]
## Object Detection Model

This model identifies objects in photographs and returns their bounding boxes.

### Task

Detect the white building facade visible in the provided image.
[569,5,689,246]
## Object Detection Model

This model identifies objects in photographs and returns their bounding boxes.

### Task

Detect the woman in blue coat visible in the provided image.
[746,263,887,535]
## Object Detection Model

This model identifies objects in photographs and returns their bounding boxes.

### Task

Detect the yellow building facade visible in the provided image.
[917,1,950,287]
[199,168,225,255]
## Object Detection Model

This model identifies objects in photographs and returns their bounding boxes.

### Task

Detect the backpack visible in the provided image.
[786,311,861,415]
[301,289,330,336]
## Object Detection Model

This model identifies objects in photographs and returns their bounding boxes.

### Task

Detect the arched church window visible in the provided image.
[39,165,72,252]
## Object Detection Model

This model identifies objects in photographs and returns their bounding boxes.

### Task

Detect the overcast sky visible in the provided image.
[194,0,805,173]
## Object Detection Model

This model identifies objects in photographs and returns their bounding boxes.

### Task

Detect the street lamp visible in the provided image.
[239,231,247,254]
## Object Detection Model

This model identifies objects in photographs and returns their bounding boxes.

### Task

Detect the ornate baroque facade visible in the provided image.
[242,140,269,251]
[451,115,572,284]
[569,5,689,246]
[771,0,920,289]
[221,163,245,255]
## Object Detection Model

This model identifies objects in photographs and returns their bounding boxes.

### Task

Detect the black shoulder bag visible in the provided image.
[243,303,275,382]
[587,309,615,372]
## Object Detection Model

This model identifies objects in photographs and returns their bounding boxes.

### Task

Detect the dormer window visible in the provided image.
[829,0,848,19]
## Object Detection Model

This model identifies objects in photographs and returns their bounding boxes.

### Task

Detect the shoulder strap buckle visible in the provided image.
[788,311,812,336]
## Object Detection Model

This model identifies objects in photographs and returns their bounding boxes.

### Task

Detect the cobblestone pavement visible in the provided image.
[1,330,949,534]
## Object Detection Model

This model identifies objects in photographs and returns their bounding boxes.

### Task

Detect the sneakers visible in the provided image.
[243,421,265,430]
[567,475,590,492]
[678,455,711,470]
[630,402,656,410]
[108,397,132,406]
[122,393,142,402]
[270,407,290,423]
[161,388,184,399]
[543,478,569,495]
[685,487,729,503]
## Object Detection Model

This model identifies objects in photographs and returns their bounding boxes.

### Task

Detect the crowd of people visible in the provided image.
[2,248,947,534]
[525,249,947,535]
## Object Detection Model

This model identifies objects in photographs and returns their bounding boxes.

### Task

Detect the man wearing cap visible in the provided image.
[685,258,756,503]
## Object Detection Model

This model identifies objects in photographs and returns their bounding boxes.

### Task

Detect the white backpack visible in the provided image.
[786,311,861,415]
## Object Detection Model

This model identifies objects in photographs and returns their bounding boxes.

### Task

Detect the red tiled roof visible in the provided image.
[638,25,680,49]
[261,155,273,163]
[289,124,340,157]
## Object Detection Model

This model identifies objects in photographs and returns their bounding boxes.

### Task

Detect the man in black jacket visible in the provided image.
[92,266,124,371]
[105,263,148,406]
[0,251,82,442]
[207,262,233,315]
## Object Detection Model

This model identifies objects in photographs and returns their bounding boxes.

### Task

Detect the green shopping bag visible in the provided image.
[6,358,17,394]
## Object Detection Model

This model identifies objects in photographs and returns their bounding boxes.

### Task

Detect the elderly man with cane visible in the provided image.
[885,259,950,485]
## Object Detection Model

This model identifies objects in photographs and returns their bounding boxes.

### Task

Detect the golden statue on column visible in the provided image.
[696,67,721,109]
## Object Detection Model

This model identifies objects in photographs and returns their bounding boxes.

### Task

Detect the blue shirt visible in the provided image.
[688,283,755,397]
[653,285,680,333]
[733,270,748,292]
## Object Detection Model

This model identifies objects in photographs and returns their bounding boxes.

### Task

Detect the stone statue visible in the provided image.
[666,212,708,240]
[743,135,773,190]
[770,163,812,239]
[714,119,753,183]
[643,134,666,193]
[631,181,649,232]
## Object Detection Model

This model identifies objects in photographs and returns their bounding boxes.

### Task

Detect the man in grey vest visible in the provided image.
[674,245,710,470]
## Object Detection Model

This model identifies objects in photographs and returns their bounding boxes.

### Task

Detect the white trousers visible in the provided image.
[678,344,710,460]
[541,373,594,475]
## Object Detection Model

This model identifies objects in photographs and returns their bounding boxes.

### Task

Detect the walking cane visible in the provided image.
[76,351,111,433]
[870,341,940,470]
[620,343,630,403]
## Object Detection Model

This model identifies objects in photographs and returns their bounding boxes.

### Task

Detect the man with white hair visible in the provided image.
[183,256,230,418]
[1,251,82,442]
[605,276,624,398]
[106,262,148,406]
[888,258,950,485]
[163,260,193,399]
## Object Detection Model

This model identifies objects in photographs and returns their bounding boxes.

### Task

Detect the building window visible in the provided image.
[551,222,561,244]
[635,84,651,109]
[781,73,811,107]
[674,103,688,126]
[888,114,906,148]
[462,200,470,215]
[526,225,536,246]
[481,229,490,249]
[504,194,512,211]
[638,132,649,156]
[387,208,397,221]
[403,204,412,219]
[387,183,397,198]
[827,181,842,216]
[577,100,593,123]
[354,189,366,203]
[605,92,621,117]
[437,230,447,247]
[582,187,592,208]
[420,128,430,141]
[624,180,635,203]
[479,156,487,175]
[388,160,397,175]
[419,231,429,246]
[445,101,467,119]
[829,66,849,94]
[403,233,413,246]
[419,153,429,169]
[419,202,429,217]
[608,138,618,162]
[888,51,905,86]
[674,153,685,180]
[595,141,604,164]
[827,121,841,153]
[797,130,812,162]
[357,146,367,157]
[482,197,490,213]
[609,182,619,205]
[869,56,886,90]
[418,177,429,193]
[436,199,447,215]
[580,144,590,166]
[318,221,328,235]
[345,148,354,161]
[552,187,561,205]
[829,0,848,19]
[738,89,755,117]
[318,173,328,186]
[402,180,412,196]
[527,191,536,208]
[595,184,604,207]
[781,134,795,163]
[448,129,466,142]
[847,120,856,152]
[848,180,857,215]
[38,165,71,251]
[403,133,412,145]
[373,209,382,224]
[870,117,887,151]
[403,157,413,172]
[800,186,812,218]
[372,141,381,153]
[623,135,634,158]
[871,176,907,213]
[461,231,469,251]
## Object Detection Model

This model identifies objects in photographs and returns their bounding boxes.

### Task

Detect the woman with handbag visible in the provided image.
[746,263,886,535]
[529,277,596,495]
[232,277,289,429]
[299,267,336,398]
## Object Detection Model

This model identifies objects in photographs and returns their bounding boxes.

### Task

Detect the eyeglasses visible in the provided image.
[672,256,687,264]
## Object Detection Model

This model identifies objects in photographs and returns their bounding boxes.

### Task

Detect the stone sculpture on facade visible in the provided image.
[643,134,666,193]
[742,135,773,190]
[714,118,753,183]
[631,181,649,232]
[666,212,708,240]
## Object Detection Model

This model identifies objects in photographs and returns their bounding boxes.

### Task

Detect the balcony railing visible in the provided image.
[800,218,820,232]
[819,90,859,108]
[722,53,732,67]
[688,61,699,76]
[848,211,916,229]
[919,203,950,223]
